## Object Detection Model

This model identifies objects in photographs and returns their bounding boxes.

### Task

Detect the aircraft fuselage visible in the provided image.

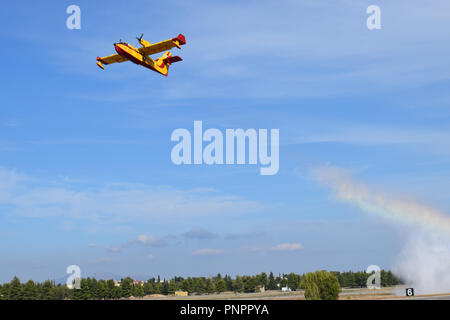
[114,43,168,76]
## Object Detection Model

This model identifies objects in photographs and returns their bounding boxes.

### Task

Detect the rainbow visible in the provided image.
[315,166,450,236]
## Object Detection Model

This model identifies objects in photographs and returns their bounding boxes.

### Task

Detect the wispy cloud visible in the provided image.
[0,167,267,222]
[283,122,450,159]
[0,167,29,190]
[105,234,167,254]
[290,126,450,147]
[182,227,217,240]
[271,243,304,252]
[30,0,450,100]
[170,0,450,98]
[136,234,166,247]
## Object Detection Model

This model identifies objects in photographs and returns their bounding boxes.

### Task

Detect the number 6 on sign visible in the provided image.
[406,288,415,297]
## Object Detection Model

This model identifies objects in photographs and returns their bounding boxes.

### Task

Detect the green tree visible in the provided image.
[300,270,341,300]
[9,276,23,300]
[180,279,193,293]
[68,280,84,300]
[161,281,169,295]
[215,279,226,293]
[153,281,162,295]
[80,278,91,300]
[287,273,299,291]
[143,281,155,295]
[268,272,277,290]
[112,286,121,300]
[120,278,133,298]
[1,283,11,300]
[258,272,269,289]
[224,275,233,291]
[205,279,215,294]
[96,280,107,300]
[39,280,56,300]
[382,270,398,287]
[168,280,177,295]
[243,276,257,293]
[134,285,145,298]
[193,278,205,294]
[233,276,244,293]
[53,285,68,300]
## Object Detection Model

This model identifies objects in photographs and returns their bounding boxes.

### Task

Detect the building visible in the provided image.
[133,280,144,286]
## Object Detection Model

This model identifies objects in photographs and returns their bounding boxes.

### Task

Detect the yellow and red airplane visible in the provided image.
[96,33,186,76]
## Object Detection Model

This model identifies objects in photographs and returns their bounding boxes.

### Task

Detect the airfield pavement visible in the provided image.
[137,286,450,300]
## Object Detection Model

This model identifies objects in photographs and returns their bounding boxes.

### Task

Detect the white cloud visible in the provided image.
[137,234,166,247]
[104,234,166,254]
[40,0,450,100]
[283,122,450,159]
[0,167,267,222]
[271,243,304,252]
[0,167,29,190]
[168,0,450,98]
[291,126,450,147]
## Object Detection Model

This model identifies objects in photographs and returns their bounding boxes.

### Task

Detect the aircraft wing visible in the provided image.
[138,34,186,56]
[97,54,128,65]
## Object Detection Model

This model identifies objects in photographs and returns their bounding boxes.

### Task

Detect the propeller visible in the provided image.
[136,33,144,44]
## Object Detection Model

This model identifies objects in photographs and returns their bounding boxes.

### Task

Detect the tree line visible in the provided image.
[332,270,401,288]
[0,270,402,300]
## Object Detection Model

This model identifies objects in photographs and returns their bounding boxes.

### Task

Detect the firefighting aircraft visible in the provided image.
[96,33,186,76]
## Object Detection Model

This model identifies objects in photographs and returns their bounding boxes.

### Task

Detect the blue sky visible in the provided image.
[1,0,450,282]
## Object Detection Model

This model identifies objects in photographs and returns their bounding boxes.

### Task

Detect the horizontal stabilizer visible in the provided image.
[163,56,183,65]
